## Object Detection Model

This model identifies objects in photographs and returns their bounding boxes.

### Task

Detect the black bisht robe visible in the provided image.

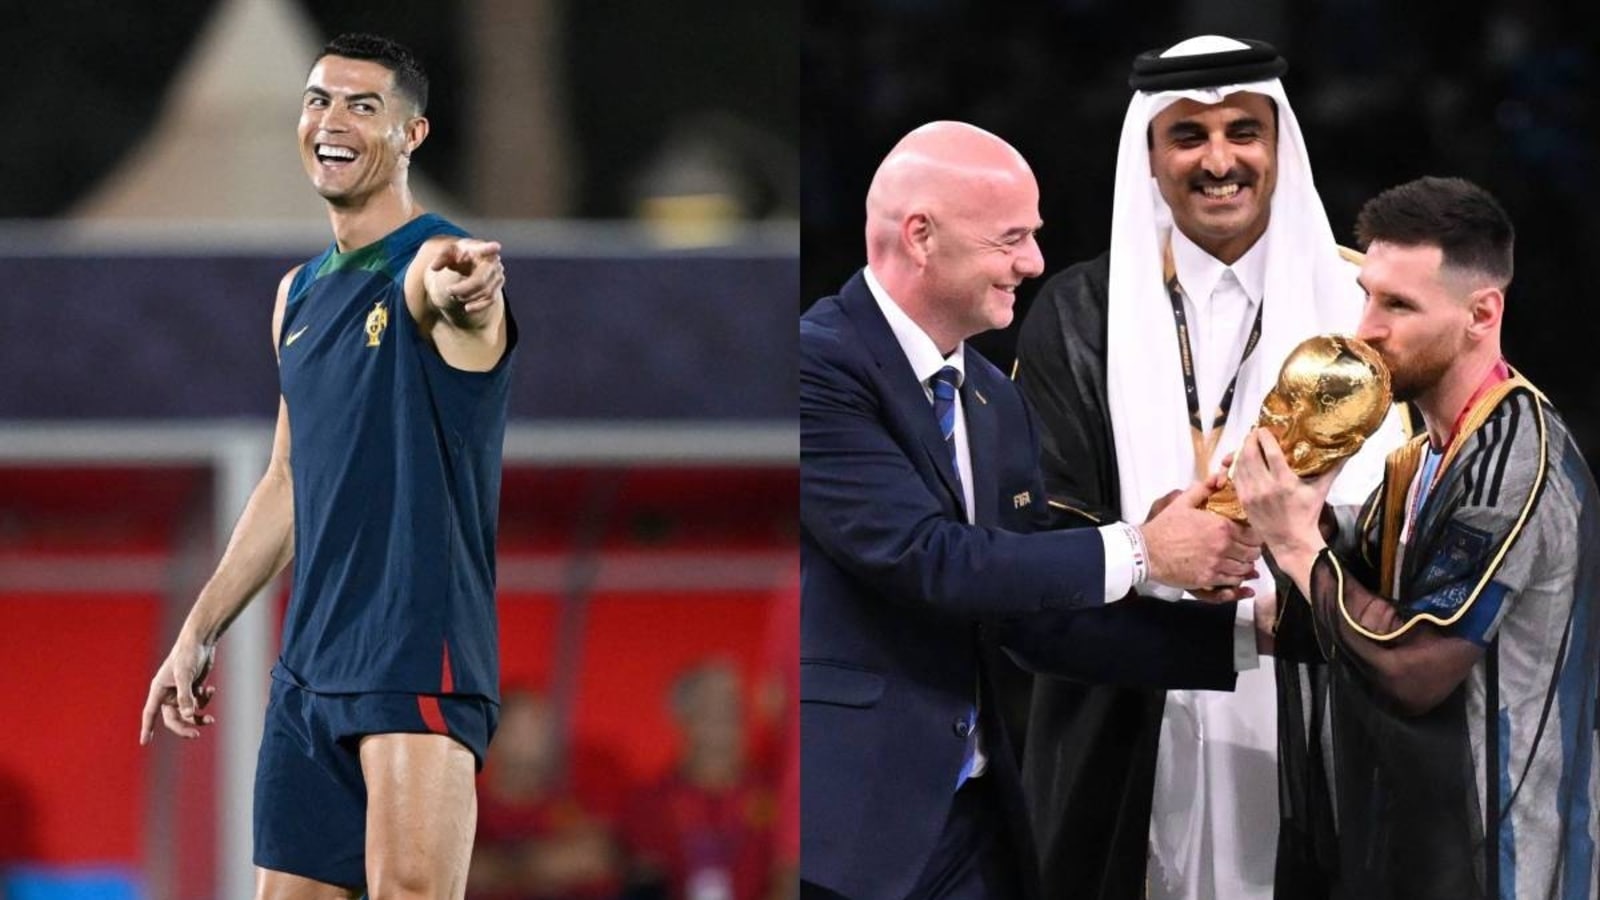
[1012,254,1334,899]
[1013,253,1165,900]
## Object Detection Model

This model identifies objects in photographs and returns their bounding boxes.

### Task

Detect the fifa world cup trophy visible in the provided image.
[1206,334,1393,522]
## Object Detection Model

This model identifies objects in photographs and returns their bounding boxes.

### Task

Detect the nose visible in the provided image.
[1355,310,1385,345]
[313,104,350,133]
[1016,235,1045,279]
[1201,136,1233,178]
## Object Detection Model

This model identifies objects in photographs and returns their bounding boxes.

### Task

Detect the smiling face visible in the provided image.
[297,55,426,206]
[1149,92,1278,263]
[922,167,1045,341]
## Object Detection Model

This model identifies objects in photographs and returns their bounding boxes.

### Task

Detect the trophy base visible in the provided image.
[1204,485,1250,523]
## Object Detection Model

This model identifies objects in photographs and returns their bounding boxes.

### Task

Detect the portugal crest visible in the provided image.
[364,301,389,347]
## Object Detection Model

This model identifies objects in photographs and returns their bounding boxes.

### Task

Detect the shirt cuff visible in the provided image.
[1233,597,1261,671]
[1097,522,1147,604]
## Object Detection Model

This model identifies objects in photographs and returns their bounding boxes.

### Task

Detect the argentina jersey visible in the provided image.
[275,212,516,702]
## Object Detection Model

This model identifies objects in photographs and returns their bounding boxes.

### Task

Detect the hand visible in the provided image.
[1231,428,1339,556]
[1144,488,1182,520]
[1213,452,1237,490]
[429,239,505,316]
[1138,480,1262,593]
[140,636,217,744]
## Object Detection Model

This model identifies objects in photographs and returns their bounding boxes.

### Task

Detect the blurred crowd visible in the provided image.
[469,580,799,900]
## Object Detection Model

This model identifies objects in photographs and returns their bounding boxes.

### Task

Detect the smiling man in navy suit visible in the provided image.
[800,121,1275,900]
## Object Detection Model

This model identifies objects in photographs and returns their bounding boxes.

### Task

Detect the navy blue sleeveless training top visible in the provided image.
[274,213,516,701]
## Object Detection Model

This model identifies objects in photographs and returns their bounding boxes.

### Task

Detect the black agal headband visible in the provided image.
[1129,38,1287,91]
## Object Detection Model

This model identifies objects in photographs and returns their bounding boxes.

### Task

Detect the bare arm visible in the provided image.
[407,235,509,372]
[182,396,295,645]
[140,269,300,743]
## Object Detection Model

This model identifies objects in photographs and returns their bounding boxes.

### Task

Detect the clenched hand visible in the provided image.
[1139,480,1262,593]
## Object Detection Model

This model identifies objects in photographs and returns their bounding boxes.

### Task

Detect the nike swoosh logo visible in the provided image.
[284,326,310,346]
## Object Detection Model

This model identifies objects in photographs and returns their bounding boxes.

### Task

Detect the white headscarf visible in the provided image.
[1105,35,1400,543]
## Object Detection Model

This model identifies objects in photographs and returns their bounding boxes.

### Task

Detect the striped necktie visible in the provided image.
[932,365,981,787]
[929,366,963,495]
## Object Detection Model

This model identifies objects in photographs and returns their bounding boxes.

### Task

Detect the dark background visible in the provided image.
[802,0,1599,461]
[1,0,798,220]
[0,0,800,424]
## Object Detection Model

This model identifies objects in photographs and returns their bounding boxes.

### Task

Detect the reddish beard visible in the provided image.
[1382,341,1456,403]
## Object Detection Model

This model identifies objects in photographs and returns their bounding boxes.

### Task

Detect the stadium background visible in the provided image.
[0,1,796,898]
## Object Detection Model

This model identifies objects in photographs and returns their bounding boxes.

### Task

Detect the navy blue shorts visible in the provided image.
[252,676,498,887]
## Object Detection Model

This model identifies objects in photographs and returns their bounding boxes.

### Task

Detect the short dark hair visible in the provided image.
[1354,176,1514,285]
[315,33,429,115]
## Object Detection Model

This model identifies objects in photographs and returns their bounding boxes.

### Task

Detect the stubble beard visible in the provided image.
[1386,343,1456,404]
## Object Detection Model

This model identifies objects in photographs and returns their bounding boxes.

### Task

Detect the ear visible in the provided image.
[902,211,935,267]
[402,115,430,157]
[1465,286,1503,339]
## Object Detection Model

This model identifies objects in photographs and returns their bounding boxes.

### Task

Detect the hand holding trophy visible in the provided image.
[1207,334,1392,522]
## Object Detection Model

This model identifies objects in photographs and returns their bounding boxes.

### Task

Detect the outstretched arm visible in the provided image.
[409,235,509,372]
[801,318,1256,616]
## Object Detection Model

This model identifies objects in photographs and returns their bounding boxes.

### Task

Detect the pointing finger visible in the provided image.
[430,242,465,272]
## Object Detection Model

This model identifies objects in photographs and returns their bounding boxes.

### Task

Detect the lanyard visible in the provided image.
[1165,264,1263,480]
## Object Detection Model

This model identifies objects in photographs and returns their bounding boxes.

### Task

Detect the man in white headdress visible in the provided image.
[1012,35,1408,900]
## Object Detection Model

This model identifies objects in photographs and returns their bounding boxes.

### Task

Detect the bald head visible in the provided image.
[861,121,1044,352]
[865,121,1037,264]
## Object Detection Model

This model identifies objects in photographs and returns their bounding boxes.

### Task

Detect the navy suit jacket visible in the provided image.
[800,272,1242,900]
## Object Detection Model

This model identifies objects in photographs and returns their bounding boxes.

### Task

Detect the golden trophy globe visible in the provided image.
[1207,334,1392,522]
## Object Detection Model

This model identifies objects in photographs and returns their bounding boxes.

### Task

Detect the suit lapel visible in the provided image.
[963,372,998,527]
[836,272,967,510]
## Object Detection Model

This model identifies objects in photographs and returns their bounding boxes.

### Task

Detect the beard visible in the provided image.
[1383,341,1457,403]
